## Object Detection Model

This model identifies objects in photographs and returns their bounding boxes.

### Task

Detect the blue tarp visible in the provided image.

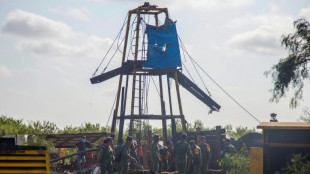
[143,19,181,69]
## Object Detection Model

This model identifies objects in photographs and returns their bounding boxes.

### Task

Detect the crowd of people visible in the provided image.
[74,133,236,174]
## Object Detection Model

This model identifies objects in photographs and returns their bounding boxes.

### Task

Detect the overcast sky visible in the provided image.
[0,0,310,130]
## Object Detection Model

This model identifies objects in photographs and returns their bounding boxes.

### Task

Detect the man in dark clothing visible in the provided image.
[75,136,92,170]
[99,137,114,174]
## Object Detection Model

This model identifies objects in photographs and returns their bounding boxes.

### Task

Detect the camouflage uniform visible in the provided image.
[190,144,202,174]
[199,142,211,173]
[120,143,131,174]
[174,139,193,174]
[151,139,160,172]
[114,144,123,173]
[99,144,114,174]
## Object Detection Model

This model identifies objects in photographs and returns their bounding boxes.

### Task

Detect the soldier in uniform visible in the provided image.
[189,140,202,174]
[199,136,211,174]
[99,137,114,174]
[221,138,236,158]
[119,136,137,174]
[114,138,124,173]
[174,133,193,174]
[151,134,160,172]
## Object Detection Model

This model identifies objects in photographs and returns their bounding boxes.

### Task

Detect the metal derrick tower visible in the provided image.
[90,3,221,142]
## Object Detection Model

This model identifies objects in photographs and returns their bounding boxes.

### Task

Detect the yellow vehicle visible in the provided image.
[0,138,50,174]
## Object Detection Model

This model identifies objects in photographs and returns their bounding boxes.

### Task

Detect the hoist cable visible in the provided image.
[178,36,211,96]
[92,13,128,77]
[104,15,139,72]
[150,76,161,97]
[106,95,117,128]
[126,15,138,61]
[178,36,261,123]
[181,61,197,85]
[103,36,126,73]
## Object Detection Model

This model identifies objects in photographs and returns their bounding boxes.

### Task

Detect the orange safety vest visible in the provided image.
[136,145,143,157]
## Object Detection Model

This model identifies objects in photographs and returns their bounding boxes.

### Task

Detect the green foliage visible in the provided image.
[265,18,310,108]
[0,115,28,136]
[0,115,109,147]
[27,120,59,135]
[0,115,59,136]
[0,114,114,166]
[225,124,256,138]
[60,122,109,134]
[186,119,216,131]
[300,107,310,122]
[218,145,250,174]
[0,115,58,156]
[282,154,310,174]
[27,136,56,154]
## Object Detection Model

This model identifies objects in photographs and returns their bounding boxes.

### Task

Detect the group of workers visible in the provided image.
[99,136,140,174]
[75,133,236,174]
[151,133,212,174]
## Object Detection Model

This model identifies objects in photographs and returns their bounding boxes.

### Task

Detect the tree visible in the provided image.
[224,124,256,138]
[27,120,59,135]
[0,115,28,136]
[300,107,310,122]
[265,18,310,108]
[60,122,109,134]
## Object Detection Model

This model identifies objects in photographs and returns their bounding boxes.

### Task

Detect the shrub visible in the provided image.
[282,154,310,174]
[218,145,249,174]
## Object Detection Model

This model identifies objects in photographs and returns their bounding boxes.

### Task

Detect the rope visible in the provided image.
[102,36,126,74]
[144,77,151,115]
[141,18,147,61]
[129,14,140,59]
[150,76,161,97]
[92,13,128,77]
[106,95,117,128]
[178,36,211,96]
[126,15,138,61]
[178,36,261,123]
[181,61,197,85]
[104,15,139,73]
